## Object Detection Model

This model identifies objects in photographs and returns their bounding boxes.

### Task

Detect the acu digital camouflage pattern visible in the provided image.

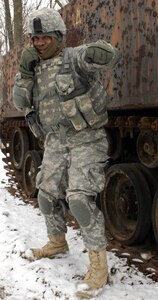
[28,8,67,37]
[36,127,108,250]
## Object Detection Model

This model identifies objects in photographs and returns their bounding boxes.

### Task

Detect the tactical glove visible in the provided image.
[19,47,39,78]
[85,41,118,65]
[25,109,43,138]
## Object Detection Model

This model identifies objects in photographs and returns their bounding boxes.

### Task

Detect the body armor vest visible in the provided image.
[33,48,108,132]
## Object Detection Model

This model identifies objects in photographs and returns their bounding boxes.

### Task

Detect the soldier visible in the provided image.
[13,7,119,298]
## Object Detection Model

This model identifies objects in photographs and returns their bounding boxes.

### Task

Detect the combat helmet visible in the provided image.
[28,7,66,38]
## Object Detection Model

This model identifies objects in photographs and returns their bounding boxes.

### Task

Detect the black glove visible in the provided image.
[19,47,39,78]
[25,110,43,138]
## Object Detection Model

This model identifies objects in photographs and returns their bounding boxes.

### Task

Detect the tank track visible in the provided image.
[1,119,38,206]
[1,144,38,206]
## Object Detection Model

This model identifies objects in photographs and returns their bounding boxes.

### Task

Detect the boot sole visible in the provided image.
[49,250,69,259]
[32,249,69,260]
[76,288,103,299]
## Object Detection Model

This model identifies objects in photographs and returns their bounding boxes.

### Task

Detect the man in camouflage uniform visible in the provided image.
[13,8,119,298]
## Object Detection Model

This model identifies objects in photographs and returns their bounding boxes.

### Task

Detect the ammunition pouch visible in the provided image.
[61,81,108,131]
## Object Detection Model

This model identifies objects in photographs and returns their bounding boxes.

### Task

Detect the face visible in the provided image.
[33,36,53,55]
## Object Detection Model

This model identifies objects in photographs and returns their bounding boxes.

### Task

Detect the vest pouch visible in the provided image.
[55,74,75,96]
[75,93,108,129]
[61,99,87,131]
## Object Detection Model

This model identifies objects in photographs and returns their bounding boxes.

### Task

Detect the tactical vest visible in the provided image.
[33,48,108,132]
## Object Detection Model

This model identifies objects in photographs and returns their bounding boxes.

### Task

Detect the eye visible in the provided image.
[33,36,39,42]
[44,36,52,42]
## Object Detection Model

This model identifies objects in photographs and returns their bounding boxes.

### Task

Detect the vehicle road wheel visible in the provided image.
[132,162,158,197]
[152,190,158,244]
[23,150,42,198]
[137,129,158,168]
[100,163,152,245]
[10,127,29,170]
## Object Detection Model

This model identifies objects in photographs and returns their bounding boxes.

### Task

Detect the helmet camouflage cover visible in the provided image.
[28,8,66,37]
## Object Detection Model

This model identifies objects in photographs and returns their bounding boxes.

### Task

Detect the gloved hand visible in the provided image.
[25,109,43,138]
[85,41,117,65]
[19,47,39,78]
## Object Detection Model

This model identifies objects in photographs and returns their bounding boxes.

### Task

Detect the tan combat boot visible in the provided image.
[31,235,69,259]
[76,248,108,298]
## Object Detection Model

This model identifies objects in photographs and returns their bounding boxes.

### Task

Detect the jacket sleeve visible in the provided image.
[13,46,39,112]
[73,40,120,74]
[13,72,34,112]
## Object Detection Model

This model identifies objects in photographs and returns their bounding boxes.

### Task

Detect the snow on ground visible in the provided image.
[0,150,158,300]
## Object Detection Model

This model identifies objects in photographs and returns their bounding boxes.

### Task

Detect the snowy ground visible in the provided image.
[0,150,158,300]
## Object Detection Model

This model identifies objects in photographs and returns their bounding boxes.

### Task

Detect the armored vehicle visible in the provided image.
[0,0,158,246]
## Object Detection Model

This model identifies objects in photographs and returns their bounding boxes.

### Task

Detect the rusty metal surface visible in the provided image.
[1,47,23,120]
[62,0,158,109]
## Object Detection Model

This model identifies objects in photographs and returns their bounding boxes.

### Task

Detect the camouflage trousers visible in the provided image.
[36,126,109,250]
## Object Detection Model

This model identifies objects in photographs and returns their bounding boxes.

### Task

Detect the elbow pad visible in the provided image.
[13,73,34,111]
[13,85,29,112]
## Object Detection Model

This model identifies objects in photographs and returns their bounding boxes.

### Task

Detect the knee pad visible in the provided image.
[68,195,93,227]
[38,192,66,216]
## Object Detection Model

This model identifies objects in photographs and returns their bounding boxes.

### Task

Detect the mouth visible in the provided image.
[37,48,46,54]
